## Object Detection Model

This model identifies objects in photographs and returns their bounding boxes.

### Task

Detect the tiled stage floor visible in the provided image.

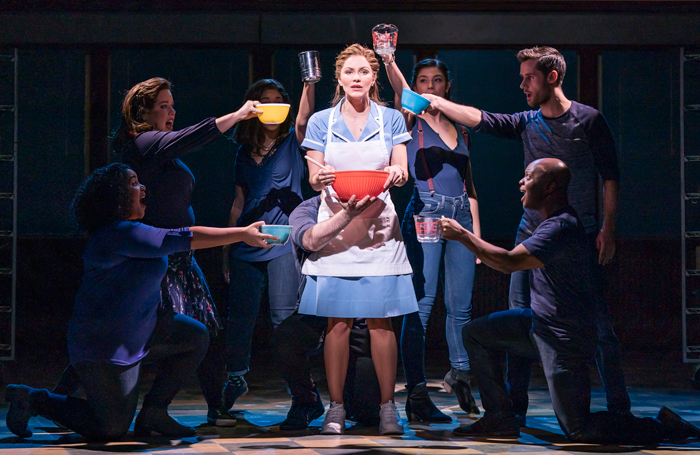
[2,378,700,455]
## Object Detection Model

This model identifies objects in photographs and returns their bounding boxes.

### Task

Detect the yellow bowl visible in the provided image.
[257,103,290,124]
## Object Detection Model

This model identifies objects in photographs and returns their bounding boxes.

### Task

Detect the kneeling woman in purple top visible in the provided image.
[4,163,275,441]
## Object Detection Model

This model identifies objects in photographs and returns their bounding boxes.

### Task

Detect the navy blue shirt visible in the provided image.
[521,206,596,345]
[68,221,193,365]
[289,196,321,309]
[120,118,222,229]
[477,101,619,235]
[290,195,321,268]
[407,119,471,197]
[232,129,305,262]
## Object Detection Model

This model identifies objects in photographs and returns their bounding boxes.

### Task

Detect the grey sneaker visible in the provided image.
[378,400,404,435]
[320,402,346,435]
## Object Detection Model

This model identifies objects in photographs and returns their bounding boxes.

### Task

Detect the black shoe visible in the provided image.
[444,368,480,415]
[405,383,452,423]
[453,415,520,437]
[206,406,237,427]
[515,413,526,427]
[5,385,37,438]
[223,375,248,410]
[657,406,700,440]
[134,406,196,438]
[280,395,325,431]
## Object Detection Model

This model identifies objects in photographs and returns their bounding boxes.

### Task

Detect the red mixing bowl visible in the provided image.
[332,170,389,202]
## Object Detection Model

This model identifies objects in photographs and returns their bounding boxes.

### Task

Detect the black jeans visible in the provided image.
[273,313,381,424]
[35,312,209,441]
[507,230,630,415]
[464,309,665,444]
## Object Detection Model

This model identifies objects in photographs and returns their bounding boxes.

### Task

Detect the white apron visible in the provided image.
[302,100,412,277]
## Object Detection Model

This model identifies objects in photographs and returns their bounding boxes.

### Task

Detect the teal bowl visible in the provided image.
[401,88,431,115]
[260,225,292,246]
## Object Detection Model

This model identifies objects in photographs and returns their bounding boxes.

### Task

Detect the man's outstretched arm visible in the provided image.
[440,217,543,273]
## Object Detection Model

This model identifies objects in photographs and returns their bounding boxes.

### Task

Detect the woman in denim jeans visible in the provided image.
[383,56,481,421]
[222,79,315,415]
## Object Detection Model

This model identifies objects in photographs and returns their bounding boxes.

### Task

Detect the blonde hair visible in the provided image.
[331,44,385,107]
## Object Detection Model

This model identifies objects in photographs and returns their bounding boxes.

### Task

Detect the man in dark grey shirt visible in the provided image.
[421,46,626,423]
[440,158,699,443]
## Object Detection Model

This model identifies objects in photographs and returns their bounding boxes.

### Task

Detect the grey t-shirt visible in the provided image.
[521,206,596,347]
[477,101,619,235]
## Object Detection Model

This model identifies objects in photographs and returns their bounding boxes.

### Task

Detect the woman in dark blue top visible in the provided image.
[221,79,315,410]
[111,77,264,426]
[382,56,482,421]
[5,163,274,441]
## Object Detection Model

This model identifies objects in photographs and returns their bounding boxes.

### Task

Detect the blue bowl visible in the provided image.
[260,225,292,245]
[401,88,431,115]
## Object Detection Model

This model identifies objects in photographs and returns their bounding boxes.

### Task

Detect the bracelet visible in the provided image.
[383,54,396,66]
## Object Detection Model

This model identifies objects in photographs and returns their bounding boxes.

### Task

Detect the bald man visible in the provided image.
[440,159,699,443]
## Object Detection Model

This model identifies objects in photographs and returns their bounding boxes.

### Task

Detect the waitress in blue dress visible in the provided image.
[382,55,482,419]
[222,79,315,411]
[301,44,417,436]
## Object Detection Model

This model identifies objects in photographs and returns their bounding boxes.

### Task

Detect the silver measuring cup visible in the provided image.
[299,51,322,83]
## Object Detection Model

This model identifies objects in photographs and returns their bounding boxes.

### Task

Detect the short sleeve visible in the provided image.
[113,222,192,258]
[289,197,321,255]
[521,218,569,265]
[389,108,411,145]
[301,111,328,153]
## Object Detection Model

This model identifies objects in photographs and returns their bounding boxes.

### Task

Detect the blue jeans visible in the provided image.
[35,312,209,441]
[464,309,664,444]
[227,251,300,374]
[401,190,476,387]
[507,224,630,415]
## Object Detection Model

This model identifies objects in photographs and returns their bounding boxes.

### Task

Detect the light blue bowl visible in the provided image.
[261,225,292,245]
[401,88,431,115]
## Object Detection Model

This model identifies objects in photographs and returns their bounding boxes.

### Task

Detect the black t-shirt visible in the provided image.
[521,206,596,347]
[477,101,619,235]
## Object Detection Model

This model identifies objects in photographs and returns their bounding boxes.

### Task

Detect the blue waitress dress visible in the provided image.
[298,99,417,318]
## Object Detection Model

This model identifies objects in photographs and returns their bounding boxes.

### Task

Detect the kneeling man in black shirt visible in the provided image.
[440,158,700,444]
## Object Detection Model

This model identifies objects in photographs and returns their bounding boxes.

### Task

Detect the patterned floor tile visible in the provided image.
[2,385,700,455]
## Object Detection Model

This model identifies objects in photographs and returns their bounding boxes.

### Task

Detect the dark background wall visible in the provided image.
[2,1,699,377]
